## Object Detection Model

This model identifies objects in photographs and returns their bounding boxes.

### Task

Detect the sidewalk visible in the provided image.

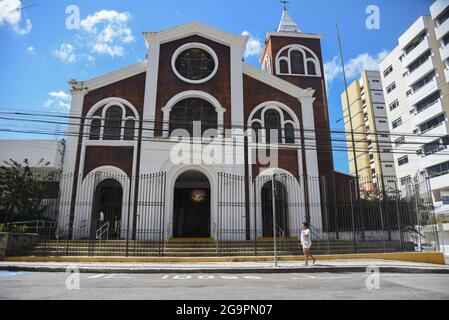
[1,259,449,274]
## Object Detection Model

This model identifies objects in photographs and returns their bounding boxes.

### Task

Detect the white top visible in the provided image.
[301,229,311,245]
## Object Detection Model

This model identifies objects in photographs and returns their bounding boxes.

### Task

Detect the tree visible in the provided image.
[0,158,53,224]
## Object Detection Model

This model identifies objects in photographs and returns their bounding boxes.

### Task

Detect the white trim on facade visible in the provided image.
[274,44,322,77]
[84,62,147,92]
[161,90,226,138]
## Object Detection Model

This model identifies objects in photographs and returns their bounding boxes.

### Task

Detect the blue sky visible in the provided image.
[0,0,435,173]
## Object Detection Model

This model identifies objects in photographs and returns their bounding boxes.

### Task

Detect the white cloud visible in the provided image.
[53,43,94,64]
[45,91,71,110]
[53,43,77,63]
[242,31,262,59]
[80,10,134,58]
[0,0,32,35]
[324,50,389,84]
[26,46,36,55]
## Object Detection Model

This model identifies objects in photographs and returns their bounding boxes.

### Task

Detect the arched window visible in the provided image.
[251,122,262,144]
[290,50,305,75]
[276,45,321,77]
[103,106,123,141]
[89,118,101,140]
[284,123,295,144]
[307,61,317,76]
[261,180,289,237]
[124,119,135,141]
[264,110,282,144]
[170,98,218,136]
[279,59,289,74]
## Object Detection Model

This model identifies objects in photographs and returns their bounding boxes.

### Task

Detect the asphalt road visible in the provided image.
[1,271,449,300]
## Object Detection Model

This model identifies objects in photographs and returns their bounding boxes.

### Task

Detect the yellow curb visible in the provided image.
[4,252,445,265]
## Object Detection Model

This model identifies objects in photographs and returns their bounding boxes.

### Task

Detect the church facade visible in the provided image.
[58,9,336,241]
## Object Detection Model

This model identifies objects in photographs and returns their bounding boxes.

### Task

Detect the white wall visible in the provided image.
[0,140,64,169]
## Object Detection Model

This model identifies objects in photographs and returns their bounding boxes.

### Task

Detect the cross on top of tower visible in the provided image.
[277,1,300,33]
[280,0,290,11]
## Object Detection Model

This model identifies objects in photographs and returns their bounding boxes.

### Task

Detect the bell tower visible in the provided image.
[260,4,335,178]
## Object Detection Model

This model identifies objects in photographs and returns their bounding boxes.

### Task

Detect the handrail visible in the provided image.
[275,224,286,252]
[96,222,110,240]
[213,222,218,254]
[163,222,171,255]
[55,222,71,240]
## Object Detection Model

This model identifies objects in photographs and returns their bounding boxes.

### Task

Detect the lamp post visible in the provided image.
[272,170,278,267]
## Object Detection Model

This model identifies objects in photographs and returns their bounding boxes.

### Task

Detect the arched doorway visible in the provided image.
[261,180,289,237]
[173,171,211,238]
[92,179,123,239]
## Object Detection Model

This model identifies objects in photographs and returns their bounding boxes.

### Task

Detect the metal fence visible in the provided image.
[0,170,441,257]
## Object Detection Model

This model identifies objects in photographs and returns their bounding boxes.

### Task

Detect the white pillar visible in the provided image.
[298,94,323,230]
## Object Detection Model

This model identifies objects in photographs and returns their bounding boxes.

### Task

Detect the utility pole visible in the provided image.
[337,24,365,241]
[336,24,361,199]
[272,171,278,267]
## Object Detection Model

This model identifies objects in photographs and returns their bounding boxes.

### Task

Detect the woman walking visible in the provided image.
[300,222,316,266]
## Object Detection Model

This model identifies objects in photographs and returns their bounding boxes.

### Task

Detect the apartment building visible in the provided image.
[379,0,449,213]
[341,70,396,187]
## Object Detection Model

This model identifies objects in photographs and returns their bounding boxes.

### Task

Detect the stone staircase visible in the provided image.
[22,238,414,257]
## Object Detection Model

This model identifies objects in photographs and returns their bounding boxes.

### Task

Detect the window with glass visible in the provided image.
[251,122,262,144]
[103,106,123,140]
[386,82,396,94]
[169,98,217,136]
[264,110,282,144]
[290,50,305,75]
[392,117,403,129]
[383,65,393,77]
[427,161,449,178]
[412,72,435,92]
[389,99,399,111]
[284,123,295,144]
[124,119,135,141]
[415,91,440,113]
[419,114,445,133]
[398,156,409,166]
[408,50,431,73]
[175,48,215,81]
[89,118,101,140]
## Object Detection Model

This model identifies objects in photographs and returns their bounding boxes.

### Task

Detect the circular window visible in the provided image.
[172,43,219,84]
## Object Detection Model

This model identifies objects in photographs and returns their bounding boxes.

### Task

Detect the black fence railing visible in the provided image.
[0,171,441,257]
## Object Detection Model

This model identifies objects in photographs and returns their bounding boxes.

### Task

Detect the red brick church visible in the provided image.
[58,8,337,241]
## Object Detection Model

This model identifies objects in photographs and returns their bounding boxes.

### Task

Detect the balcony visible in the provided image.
[436,16,449,40]
[409,76,439,106]
[402,37,431,68]
[399,16,429,50]
[421,148,449,169]
[412,99,445,127]
[417,121,449,145]
[429,171,449,191]
[406,56,436,87]
[440,45,449,63]
[430,0,449,20]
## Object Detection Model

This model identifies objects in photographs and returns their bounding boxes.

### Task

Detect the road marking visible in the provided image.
[291,275,353,280]
[88,274,132,279]
[0,271,32,277]
[162,275,263,281]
